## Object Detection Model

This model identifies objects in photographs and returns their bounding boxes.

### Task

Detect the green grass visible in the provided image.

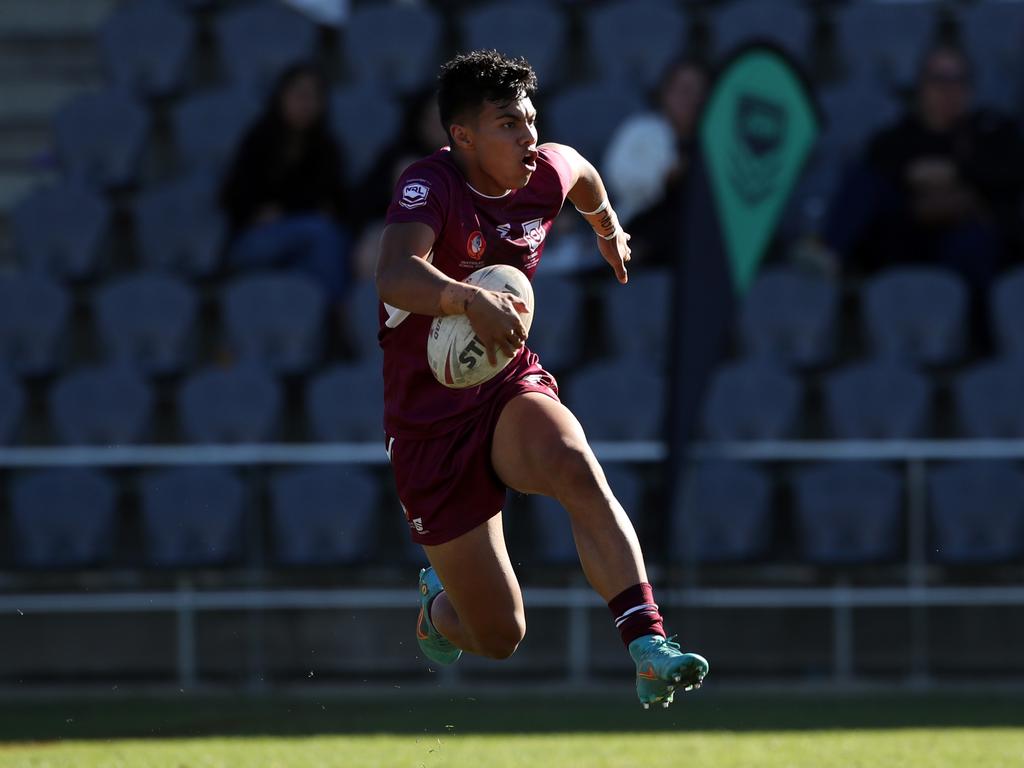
[0,693,1022,768]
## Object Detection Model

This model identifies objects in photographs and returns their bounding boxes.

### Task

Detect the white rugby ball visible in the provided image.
[427,264,535,389]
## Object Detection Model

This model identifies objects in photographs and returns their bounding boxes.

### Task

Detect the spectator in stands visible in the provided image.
[824,44,1024,296]
[220,63,353,337]
[603,57,709,266]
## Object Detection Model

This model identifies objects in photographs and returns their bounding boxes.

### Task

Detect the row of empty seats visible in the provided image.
[7,459,1022,570]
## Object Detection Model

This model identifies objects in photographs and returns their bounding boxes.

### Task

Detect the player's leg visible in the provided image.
[492,392,708,707]
[421,512,526,660]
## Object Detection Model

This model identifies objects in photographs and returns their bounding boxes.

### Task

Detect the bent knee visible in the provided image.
[472,614,526,660]
[547,443,604,503]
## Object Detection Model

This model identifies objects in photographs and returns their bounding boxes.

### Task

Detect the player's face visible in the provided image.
[470,95,539,192]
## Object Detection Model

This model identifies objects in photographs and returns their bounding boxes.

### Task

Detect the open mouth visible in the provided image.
[522,149,538,172]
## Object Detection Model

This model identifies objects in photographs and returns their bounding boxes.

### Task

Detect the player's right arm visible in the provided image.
[375,221,527,364]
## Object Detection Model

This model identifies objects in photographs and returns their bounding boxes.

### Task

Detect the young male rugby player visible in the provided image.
[375,50,708,708]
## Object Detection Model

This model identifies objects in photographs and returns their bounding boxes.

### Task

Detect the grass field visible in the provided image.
[1,691,1022,768]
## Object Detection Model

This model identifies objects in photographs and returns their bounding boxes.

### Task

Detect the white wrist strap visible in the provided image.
[597,227,621,241]
[574,199,608,216]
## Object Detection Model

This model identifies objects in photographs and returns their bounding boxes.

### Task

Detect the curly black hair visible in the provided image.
[437,50,538,141]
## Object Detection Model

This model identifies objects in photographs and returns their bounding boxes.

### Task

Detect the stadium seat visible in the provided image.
[134,171,227,277]
[99,0,195,98]
[701,360,802,440]
[10,469,117,569]
[530,465,643,564]
[586,0,687,90]
[179,364,282,443]
[862,267,967,366]
[954,360,1024,439]
[960,1,1024,113]
[0,274,70,377]
[674,461,773,563]
[11,181,110,280]
[306,361,382,442]
[172,86,261,173]
[53,89,149,188]
[528,275,584,373]
[462,0,568,89]
[602,268,672,369]
[94,272,198,376]
[738,266,839,368]
[223,272,326,374]
[329,84,401,185]
[834,0,938,88]
[546,82,646,166]
[991,267,1024,360]
[270,466,378,566]
[344,3,442,95]
[49,364,152,445]
[568,361,665,441]
[793,463,904,564]
[215,1,317,94]
[824,361,931,440]
[0,370,24,445]
[346,278,382,361]
[929,462,1024,564]
[140,467,245,567]
[711,0,812,62]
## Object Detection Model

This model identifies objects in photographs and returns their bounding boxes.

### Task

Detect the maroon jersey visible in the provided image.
[381,144,574,438]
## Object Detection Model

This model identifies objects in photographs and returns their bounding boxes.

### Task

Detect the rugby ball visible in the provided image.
[427,264,534,389]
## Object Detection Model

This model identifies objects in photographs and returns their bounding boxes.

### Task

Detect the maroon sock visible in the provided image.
[608,582,666,648]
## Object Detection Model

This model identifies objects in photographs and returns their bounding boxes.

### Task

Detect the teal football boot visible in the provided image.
[416,567,462,666]
[628,634,709,709]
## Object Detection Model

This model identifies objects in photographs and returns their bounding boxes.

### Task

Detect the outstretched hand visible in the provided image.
[598,229,631,284]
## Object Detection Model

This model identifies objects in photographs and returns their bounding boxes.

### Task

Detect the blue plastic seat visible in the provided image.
[793,463,903,564]
[960,1,1024,113]
[0,370,24,445]
[10,469,118,568]
[134,171,226,276]
[991,267,1024,360]
[179,364,282,443]
[739,266,839,368]
[462,0,568,89]
[11,182,110,279]
[711,0,812,62]
[568,361,665,441]
[54,89,149,188]
[95,272,198,376]
[49,364,152,445]
[602,268,672,369]
[172,86,261,172]
[140,467,245,567]
[531,465,643,564]
[586,0,687,90]
[546,82,646,165]
[834,1,938,89]
[929,462,1024,565]
[954,360,1024,439]
[223,272,326,374]
[215,1,317,93]
[675,461,773,563]
[344,3,442,94]
[824,361,931,439]
[862,267,968,366]
[306,362,382,442]
[702,360,802,440]
[99,0,195,98]
[528,275,584,373]
[0,274,70,377]
[329,84,401,185]
[270,466,378,566]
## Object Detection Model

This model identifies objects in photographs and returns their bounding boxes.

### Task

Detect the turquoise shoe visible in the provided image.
[416,567,462,666]
[628,634,709,709]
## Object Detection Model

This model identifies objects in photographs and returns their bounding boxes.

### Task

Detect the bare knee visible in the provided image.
[547,443,604,506]
[471,612,526,660]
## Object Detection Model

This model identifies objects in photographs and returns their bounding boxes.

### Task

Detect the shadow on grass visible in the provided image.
[1,692,1023,742]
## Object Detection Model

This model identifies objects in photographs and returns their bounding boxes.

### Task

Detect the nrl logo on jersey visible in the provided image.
[399,179,430,209]
[521,218,545,251]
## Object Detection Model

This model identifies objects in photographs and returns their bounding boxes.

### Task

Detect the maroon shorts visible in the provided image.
[386,367,559,546]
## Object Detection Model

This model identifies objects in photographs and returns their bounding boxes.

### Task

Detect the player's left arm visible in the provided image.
[542,142,631,285]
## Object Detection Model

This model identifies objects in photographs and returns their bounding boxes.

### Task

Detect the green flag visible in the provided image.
[700,46,820,294]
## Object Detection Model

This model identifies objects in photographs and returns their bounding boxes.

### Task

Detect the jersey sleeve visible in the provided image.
[538,144,576,202]
[384,160,450,237]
